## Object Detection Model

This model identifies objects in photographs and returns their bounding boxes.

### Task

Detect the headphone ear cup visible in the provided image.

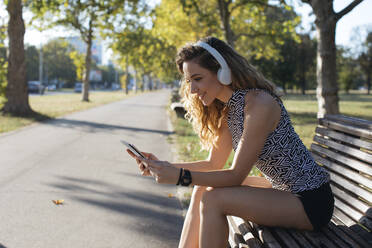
[217,68,231,85]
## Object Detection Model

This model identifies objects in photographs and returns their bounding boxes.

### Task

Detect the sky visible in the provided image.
[1,0,371,65]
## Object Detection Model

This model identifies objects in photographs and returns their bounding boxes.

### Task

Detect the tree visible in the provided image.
[301,0,364,117]
[180,0,300,60]
[2,0,32,115]
[0,18,7,103]
[358,31,372,94]
[43,39,76,85]
[25,45,39,81]
[31,0,140,101]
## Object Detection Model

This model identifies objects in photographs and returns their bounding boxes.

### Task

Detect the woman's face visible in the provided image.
[183,61,224,106]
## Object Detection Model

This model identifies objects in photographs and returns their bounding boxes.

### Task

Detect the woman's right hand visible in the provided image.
[126,149,159,176]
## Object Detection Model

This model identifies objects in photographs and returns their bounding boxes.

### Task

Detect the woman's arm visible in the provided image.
[173,120,233,172]
[189,92,280,187]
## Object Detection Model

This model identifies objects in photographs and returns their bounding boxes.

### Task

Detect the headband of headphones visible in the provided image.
[194,41,232,85]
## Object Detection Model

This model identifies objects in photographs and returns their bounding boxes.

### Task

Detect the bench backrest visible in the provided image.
[310,114,372,231]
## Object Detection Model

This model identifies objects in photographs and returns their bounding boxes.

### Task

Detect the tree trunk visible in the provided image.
[2,0,32,115]
[125,56,129,95]
[82,19,93,102]
[306,0,339,118]
[304,0,363,117]
[217,0,235,47]
[367,73,371,95]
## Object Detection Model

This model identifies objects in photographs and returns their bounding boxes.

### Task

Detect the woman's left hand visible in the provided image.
[137,157,180,184]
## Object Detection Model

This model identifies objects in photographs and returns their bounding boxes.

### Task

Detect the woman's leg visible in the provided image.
[199,186,313,248]
[178,186,208,248]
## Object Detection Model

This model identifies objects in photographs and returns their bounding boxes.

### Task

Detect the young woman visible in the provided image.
[127,36,334,248]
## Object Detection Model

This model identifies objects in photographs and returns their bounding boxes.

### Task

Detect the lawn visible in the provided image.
[0,90,140,134]
[169,91,372,177]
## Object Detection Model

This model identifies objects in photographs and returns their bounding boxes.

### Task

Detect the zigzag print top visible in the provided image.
[226,88,330,193]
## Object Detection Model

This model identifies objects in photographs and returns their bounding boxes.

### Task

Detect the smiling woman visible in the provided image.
[127,36,334,248]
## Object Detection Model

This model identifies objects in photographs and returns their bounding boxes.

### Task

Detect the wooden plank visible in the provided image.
[330,184,370,215]
[286,230,314,248]
[322,224,359,248]
[328,171,372,203]
[316,126,372,151]
[319,118,372,140]
[313,135,372,164]
[359,216,372,230]
[334,197,364,224]
[333,207,357,226]
[270,228,300,248]
[324,115,372,130]
[302,230,338,248]
[338,225,372,248]
[311,143,372,176]
[254,225,282,248]
[327,222,363,248]
[312,153,372,189]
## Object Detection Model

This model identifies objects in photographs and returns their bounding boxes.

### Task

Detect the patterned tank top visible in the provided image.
[226,88,330,193]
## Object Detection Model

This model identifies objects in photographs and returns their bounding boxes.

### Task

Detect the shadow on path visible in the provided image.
[44,118,174,135]
[47,175,183,243]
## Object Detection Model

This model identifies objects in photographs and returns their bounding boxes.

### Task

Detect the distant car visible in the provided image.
[27,81,45,94]
[47,84,56,91]
[74,82,82,93]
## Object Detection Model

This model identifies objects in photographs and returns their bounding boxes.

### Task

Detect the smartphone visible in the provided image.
[120,140,146,158]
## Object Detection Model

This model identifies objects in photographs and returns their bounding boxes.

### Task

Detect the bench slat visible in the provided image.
[254,225,282,248]
[335,224,372,248]
[322,225,357,248]
[271,228,301,248]
[313,135,372,164]
[302,230,338,248]
[333,207,357,226]
[315,126,372,151]
[327,222,363,248]
[328,170,372,203]
[286,229,314,248]
[312,153,372,189]
[330,184,370,216]
[334,197,364,224]
[324,115,372,130]
[311,144,372,176]
[319,118,372,140]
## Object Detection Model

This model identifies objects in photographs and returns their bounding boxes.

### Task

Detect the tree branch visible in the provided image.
[335,0,364,21]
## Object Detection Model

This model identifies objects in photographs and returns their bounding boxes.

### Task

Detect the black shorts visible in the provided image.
[295,182,334,231]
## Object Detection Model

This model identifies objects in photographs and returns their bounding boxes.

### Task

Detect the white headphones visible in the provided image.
[194,41,232,85]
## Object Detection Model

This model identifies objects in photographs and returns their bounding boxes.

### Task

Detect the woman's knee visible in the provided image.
[199,187,222,213]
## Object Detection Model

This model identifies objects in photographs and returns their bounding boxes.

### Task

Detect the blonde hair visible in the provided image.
[176,37,281,151]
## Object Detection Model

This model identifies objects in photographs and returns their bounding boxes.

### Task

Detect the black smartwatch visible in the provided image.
[180,169,192,186]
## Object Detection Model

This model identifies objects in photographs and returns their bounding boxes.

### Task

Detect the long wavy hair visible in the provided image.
[175,36,281,151]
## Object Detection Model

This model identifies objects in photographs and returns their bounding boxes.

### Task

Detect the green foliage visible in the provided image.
[25,45,39,81]
[69,50,85,82]
[43,38,77,84]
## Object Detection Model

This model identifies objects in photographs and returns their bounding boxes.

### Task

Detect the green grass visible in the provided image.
[0,90,141,134]
[169,92,372,177]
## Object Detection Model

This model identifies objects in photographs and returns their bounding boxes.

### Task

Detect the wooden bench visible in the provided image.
[227,114,372,248]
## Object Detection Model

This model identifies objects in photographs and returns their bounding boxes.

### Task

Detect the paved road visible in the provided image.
[0,90,184,248]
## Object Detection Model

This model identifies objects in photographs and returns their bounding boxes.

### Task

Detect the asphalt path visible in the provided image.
[0,89,184,248]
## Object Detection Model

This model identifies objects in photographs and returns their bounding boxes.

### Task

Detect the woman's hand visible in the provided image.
[126,149,158,177]
[137,157,180,184]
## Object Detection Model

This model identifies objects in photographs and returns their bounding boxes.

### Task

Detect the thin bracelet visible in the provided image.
[176,168,184,185]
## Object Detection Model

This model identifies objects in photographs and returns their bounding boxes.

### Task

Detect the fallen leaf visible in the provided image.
[52,199,64,205]
[168,193,174,198]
